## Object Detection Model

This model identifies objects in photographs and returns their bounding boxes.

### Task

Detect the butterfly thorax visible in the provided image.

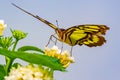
[55,28,77,46]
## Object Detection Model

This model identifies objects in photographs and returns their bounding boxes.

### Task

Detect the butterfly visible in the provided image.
[12,3,109,52]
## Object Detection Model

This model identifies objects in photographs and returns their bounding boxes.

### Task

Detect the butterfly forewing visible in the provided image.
[67,27,88,46]
[78,25,109,35]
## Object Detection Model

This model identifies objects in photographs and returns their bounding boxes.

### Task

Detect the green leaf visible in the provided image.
[18,46,44,53]
[0,65,6,80]
[0,48,65,71]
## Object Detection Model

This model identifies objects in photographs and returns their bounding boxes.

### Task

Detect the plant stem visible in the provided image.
[12,39,18,51]
[5,57,14,75]
[5,39,19,75]
[50,69,54,80]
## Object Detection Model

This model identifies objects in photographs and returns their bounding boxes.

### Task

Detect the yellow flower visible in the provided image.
[5,64,54,80]
[0,20,7,35]
[45,46,74,68]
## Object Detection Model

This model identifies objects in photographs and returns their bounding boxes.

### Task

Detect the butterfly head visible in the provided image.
[55,28,65,39]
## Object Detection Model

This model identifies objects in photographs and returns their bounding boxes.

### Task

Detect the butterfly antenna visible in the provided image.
[56,20,59,28]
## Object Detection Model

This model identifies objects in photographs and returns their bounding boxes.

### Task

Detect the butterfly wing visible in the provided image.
[63,24,109,47]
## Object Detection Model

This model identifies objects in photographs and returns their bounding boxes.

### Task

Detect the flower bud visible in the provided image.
[11,29,27,40]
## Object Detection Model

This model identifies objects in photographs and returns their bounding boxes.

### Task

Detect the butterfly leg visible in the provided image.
[70,46,73,56]
[45,33,59,47]
[46,35,52,47]
[60,42,64,54]
[54,37,58,45]
[60,43,73,56]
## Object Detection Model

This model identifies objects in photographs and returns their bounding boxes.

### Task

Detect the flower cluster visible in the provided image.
[5,64,54,80]
[0,20,74,80]
[45,46,74,68]
[0,20,6,35]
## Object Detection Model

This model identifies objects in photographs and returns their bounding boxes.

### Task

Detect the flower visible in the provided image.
[0,20,7,35]
[44,46,74,68]
[5,64,54,80]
